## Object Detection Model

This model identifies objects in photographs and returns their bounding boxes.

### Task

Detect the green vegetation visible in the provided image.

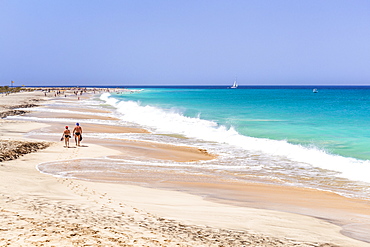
[0,86,33,94]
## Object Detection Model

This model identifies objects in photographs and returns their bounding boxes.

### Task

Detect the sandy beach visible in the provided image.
[1,89,370,247]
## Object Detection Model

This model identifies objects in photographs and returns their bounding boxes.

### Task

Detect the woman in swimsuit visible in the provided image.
[73,123,83,146]
[61,126,71,148]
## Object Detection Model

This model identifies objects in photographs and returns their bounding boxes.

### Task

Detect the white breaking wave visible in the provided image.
[100,93,370,183]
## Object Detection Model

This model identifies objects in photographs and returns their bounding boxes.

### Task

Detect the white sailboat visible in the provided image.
[230,78,238,89]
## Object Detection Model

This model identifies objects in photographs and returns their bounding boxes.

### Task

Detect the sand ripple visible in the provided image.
[0,178,339,247]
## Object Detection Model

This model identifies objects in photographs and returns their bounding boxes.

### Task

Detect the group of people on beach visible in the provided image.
[61,123,82,148]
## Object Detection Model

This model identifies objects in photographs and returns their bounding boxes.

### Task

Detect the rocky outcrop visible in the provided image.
[0,110,28,118]
[8,103,39,109]
[0,103,40,119]
[0,140,50,162]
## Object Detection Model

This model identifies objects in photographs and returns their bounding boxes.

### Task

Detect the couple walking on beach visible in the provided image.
[61,123,83,147]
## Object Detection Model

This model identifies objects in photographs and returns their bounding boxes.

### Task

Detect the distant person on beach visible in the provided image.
[61,126,71,148]
[73,123,83,146]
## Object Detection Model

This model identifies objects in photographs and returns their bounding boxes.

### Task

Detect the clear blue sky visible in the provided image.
[1,0,370,86]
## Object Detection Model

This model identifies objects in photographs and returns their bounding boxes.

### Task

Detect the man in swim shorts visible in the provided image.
[61,126,71,148]
[73,123,83,146]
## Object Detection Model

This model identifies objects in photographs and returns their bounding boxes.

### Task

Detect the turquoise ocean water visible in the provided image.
[99,86,370,199]
[113,87,370,160]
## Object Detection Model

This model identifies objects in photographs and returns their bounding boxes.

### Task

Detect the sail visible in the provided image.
[231,79,238,88]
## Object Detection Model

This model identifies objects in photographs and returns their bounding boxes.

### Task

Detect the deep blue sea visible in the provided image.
[99,86,370,199]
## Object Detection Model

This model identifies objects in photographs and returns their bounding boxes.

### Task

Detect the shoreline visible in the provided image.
[1,90,370,246]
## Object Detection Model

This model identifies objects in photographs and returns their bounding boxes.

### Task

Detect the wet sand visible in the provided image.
[1,89,370,246]
[25,112,121,121]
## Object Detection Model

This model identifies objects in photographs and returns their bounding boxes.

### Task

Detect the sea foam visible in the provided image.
[100,93,370,184]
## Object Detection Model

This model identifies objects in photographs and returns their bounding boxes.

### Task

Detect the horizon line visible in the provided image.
[16,84,370,87]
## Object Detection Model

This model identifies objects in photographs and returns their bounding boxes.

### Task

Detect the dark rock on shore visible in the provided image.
[0,110,29,119]
[8,103,39,109]
[0,98,43,118]
[0,140,51,162]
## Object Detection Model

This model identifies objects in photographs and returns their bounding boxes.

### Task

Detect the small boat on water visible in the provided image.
[313,88,318,93]
[230,78,238,89]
